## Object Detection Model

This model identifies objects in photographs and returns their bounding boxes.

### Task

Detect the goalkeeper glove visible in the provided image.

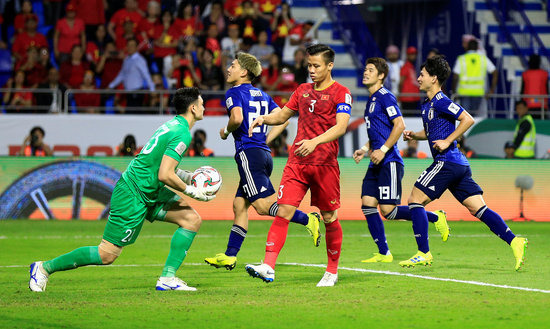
[183,185,215,202]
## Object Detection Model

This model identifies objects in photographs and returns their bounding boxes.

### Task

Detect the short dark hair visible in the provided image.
[467,39,478,51]
[515,99,527,108]
[172,87,201,115]
[366,57,389,83]
[30,126,45,137]
[528,54,541,70]
[306,44,335,64]
[421,55,451,86]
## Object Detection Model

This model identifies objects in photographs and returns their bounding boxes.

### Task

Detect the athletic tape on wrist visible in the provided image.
[380,145,389,153]
[361,145,369,152]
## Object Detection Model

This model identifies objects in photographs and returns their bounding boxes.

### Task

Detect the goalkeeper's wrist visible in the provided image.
[380,145,390,154]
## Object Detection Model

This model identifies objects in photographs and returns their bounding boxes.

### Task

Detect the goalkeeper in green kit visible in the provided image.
[29,87,213,292]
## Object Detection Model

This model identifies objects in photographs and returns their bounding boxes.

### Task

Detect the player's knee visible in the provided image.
[321,212,337,224]
[186,212,202,228]
[98,240,122,265]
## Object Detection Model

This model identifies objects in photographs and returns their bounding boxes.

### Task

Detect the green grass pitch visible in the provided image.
[1,219,549,328]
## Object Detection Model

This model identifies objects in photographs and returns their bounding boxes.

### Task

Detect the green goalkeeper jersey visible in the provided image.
[122,115,192,205]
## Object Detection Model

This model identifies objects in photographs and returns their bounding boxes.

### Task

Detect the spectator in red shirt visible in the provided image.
[3,70,33,113]
[96,42,124,89]
[18,46,47,87]
[137,1,160,51]
[73,0,106,39]
[237,1,263,42]
[137,0,160,16]
[203,24,222,67]
[75,70,101,113]
[153,10,179,74]
[116,19,142,52]
[86,25,108,65]
[14,0,38,35]
[224,0,243,20]
[399,46,420,113]
[168,52,202,89]
[521,54,549,115]
[107,0,143,43]
[175,2,203,39]
[261,53,281,91]
[54,2,86,64]
[60,44,90,89]
[12,16,48,66]
[270,2,295,58]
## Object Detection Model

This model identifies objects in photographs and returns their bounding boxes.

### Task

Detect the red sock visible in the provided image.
[264,216,289,268]
[325,219,343,274]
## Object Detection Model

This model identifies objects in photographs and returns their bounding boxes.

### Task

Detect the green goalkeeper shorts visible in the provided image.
[102,178,180,246]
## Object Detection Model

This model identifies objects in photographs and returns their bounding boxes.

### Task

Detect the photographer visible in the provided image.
[187,129,214,157]
[116,134,137,156]
[18,126,53,156]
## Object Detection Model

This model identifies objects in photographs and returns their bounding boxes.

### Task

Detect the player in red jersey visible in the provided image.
[246,44,353,287]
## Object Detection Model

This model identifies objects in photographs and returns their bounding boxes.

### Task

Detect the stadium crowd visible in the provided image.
[0,0,314,113]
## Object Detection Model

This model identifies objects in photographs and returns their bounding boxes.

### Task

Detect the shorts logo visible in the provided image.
[303,93,309,98]
[321,94,329,100]
[226,97,233,108]
[428,108,434,120]
[330,199,337,205]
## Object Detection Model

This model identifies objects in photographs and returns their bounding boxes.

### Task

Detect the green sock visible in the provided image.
[42,246,103,275]
[161,227,196,277]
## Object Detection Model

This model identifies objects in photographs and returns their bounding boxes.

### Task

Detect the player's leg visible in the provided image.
[458,181,527,271]
[30,179,138,292]
[155,196,201,291]
[205,196,250,270]
[316,210,341,287]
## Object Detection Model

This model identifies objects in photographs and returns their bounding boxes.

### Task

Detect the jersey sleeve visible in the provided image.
[164,131,190,162]
[335,86,353,115]
[285,85,301,112]
[382,93,402,120]
[435,97,464,119]
[225,88,242,113]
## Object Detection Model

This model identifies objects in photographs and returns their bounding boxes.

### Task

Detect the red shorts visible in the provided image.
[277,163,340,211]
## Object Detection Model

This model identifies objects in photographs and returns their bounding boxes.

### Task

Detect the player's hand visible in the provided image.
[403,130,414,141]
[183,185,215,202]
[353,149,365,164]
[432,139,451,152]
[248,116,265,137]
[294,139,318,157]
[370,149,386,165]
[176,169,193,185]
[219,127,229,140]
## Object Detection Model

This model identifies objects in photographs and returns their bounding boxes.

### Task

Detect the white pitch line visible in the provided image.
[3,262,548,294]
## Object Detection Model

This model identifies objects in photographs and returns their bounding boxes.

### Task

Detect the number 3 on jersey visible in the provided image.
[249,100,269,133]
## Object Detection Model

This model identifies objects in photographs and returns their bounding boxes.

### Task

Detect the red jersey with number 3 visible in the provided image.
[285,81,352,166]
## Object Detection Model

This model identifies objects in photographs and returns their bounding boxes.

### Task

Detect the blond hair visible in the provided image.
[235,52,262,81]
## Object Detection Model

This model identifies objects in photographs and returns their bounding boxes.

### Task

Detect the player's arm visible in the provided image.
[370,116,405,165]
[158,155,214,201]
[249,106,294,137]
[432,110,475,152]
[403,129,427,141]
[266,108,290,145]
[353,140,371,164]
[294,112,350,157]
[220,106,243,140]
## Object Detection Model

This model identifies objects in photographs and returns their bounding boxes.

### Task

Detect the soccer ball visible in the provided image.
[191,166,222,195]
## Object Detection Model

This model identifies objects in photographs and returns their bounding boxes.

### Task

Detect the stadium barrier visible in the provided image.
[0,157,548,222]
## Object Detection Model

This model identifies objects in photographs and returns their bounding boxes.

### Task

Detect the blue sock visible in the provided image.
[409,203,430,253]
[270,202,308,226]
[386,206,437,223]
[225,224,247,257]
[362,205,389,255]
[476,206,516,244]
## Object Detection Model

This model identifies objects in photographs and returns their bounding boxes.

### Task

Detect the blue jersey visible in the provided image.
[364,87,404,167]
[420,91,469,166]
[225,83,279,153]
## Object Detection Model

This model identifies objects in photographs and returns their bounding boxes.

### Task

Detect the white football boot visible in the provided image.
[245,263,275,283]
[156,276,197,291]
[316,272,338,287]
[29,261,49,292]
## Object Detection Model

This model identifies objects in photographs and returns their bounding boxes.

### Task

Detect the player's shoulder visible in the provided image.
[377,87,397,102]
[332,81,352,94]
[330,81,353,104]
[432,91,451,107]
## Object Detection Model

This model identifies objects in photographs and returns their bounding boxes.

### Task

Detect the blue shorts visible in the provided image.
[361,161,404,205]
[414,161,483,203]
[234,148,275,203]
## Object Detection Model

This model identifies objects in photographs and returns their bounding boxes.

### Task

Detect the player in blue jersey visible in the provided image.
[353,57,449,263]
[204,52,321,270]
[399,56,527,270]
